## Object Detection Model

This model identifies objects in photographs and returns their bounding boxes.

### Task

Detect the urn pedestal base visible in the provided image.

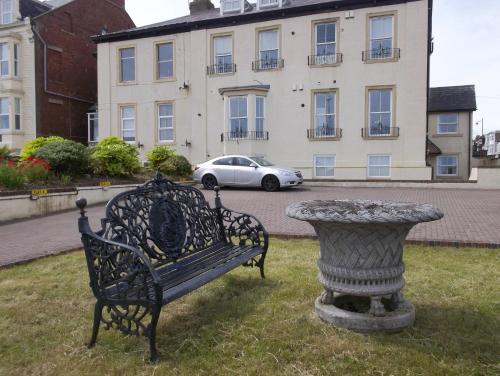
[315,296,415,332]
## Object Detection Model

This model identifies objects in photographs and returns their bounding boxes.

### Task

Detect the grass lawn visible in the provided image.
[0,239,499,376]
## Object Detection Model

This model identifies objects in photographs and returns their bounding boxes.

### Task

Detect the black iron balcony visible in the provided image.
[307,127,342,139]
[221,131,269,141]
[252,59,284,71]
[207,63,236,75]
[308,53,343,66]
[362,127,400,138]
[362,48,401,62]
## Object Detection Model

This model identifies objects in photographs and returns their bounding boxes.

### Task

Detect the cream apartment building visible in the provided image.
[94,0,433,180]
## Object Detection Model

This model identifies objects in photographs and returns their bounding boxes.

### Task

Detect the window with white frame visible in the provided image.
[13,43,18,77]
[213,35,233,74]
[120,105,135,142]
[314,91,336,137]
[368,88,392,136]
[437,155,458,176]
[369,15,393,59]
[157,42,173,79]
[437,113,458,134]
[368,155,391,178]
[228,96,247,138]
[158,103,174,142]
[0,97,8,130]
[314,22,337,64]
[88,112,98,143]
[222,0,241,13]
[259,0,278,7]
[1,0,13,25]
[258,29,279,69]
[255,96,265,139]
[314,155,336,177]
[0,42,8,76]
[119,47,135,82]
[14,97,20,130]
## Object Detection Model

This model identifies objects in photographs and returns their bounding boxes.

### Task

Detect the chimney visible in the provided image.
[189,0,215,14]
[108,0,125,8]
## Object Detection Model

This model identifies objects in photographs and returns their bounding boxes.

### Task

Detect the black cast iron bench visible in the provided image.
[76,173,268,361]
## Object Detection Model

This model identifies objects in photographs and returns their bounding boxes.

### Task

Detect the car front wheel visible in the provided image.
[262,175,280,192]
[202,174,218,190]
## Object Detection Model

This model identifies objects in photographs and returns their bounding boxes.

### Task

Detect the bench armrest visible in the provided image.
[219,206,269,251]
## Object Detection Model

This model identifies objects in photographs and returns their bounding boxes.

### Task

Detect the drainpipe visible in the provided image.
[31,24,94,105]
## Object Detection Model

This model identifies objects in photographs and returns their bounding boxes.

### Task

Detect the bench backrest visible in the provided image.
[102,174,226,265]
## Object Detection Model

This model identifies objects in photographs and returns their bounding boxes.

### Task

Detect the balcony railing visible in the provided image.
[207,63,236,75]
[221,131,269,141]
[252,59,284,71]
[362,48,401,62]
[308,53,343,66]
[362,127,400,138]
[307,127,342,139]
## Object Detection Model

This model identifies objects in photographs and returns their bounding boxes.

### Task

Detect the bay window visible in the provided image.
[13,43,18,77]
[14,97,20,130]
[0,42,9,76]
[255,96,265,139]
[1,0,12,25]
[0,97,9,130]
[229,96,247,138]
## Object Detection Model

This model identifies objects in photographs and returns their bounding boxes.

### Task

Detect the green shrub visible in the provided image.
[20,136,65,160]
[146,145,176,169]
[90,136,140,177]
[0,145,14,161]
[0,163,24,189]
[158,155,192,179]
[35,140,89,177]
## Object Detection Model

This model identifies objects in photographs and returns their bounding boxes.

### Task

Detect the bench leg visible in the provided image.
[88,300,103,348]
[258,252,267,279]
[148,307,161,362]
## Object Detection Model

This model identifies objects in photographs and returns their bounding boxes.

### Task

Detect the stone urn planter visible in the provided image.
[286,200,443,332]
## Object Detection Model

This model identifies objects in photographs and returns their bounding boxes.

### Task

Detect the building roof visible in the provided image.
[428,85,477,112]
[44,0,73,6]
[93,0,422,43]
[426,138,442,156]
[20,0,52,18]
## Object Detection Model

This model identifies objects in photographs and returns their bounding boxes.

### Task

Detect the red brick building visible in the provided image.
[33,0,135,143]
[0,0,134,150]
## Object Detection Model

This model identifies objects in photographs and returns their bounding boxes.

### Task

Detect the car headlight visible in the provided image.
[280,171,294,177]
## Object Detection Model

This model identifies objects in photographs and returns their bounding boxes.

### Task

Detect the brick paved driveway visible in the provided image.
[1,185,499,266]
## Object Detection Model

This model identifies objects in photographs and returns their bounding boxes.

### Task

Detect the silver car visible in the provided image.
[193,155,303,192]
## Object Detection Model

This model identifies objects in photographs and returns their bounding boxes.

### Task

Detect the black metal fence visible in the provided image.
[362,48,401,61]
[308,53,343,66]
[307,128,342,139]
[362,127,400,137]
[220,131,270,141]
[207,63,237,75]
[252,59,284,71]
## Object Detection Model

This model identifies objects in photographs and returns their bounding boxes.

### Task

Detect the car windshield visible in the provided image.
[250,157,274,167]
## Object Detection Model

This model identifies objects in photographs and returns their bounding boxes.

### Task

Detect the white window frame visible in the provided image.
[156,42,174,80]
[314,91,337,138]
[14,97,20,131]
[158,103,174,143]
[314,155,336,178]
[369,15,394,59]
[120,105,136,143]
[1,0,13,25]
[436,155,458,177]
[368,154,391,178]
[228,95,248,139]
[0,97,9,130]
[119,47,135,83]
[87,112,99,144]
[314,21,337,64]
[437,113,458,134]
[258,29,280,69]
[368,89,392,136]
[255,95,265,139]
[259,0,279,8]
[213,35,233,74]
[0,42,9,77]
[222,0,241,13]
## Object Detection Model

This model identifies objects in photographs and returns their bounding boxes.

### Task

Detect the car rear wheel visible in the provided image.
[202,174,218,190]
[262,175,280,192]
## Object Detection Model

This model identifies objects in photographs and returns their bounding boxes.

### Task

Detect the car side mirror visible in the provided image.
[249,163,258,168]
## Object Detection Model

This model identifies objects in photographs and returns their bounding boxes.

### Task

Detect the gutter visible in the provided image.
[31,23,94,104]
[426,0,433,134]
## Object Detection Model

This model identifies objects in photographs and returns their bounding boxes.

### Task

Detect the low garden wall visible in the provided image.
[0,184,140,223]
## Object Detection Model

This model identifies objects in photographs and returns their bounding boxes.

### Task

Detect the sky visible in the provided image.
[124,0,499,135]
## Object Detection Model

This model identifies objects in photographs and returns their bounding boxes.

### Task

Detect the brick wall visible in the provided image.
[34,0,135,142]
